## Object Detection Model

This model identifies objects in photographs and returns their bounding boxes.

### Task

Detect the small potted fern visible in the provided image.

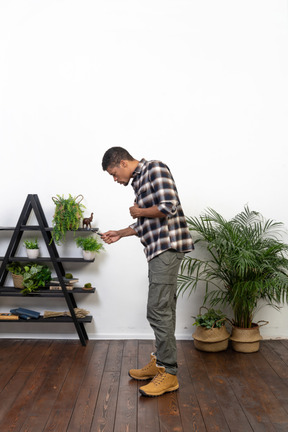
[75,235,104,260]
[23,239,40,259]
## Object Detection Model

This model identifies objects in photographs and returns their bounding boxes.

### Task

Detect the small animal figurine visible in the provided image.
[83,212,94,230]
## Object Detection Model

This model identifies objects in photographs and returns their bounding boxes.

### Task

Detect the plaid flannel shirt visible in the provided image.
[130,159,194,261]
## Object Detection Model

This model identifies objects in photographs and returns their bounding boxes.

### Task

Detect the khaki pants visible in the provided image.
[147,250,184,375]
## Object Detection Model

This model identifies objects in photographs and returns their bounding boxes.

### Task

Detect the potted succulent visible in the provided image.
[192,307,229,352]
[51,194,86,245]
[177,206,288,352]
[75,235,104,260]
[23,239,40,259]
[6,262,52,294]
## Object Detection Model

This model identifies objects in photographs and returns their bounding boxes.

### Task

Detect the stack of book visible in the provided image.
[9,308,40,320]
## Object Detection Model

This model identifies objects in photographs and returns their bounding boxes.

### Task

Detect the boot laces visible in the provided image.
[142,359,155,371]
[151,372,167,386]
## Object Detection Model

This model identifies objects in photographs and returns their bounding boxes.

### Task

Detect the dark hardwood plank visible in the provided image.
[182,341,230,432]
[158,391,183,432]
[104,340,124,373]
[67,340,110,432]
[252,345,288,412]
[90,371,120,431]
[224,349,277,432]
[177,341,207,432]
[21,341,80,432]
[200,349,253,432]
[114,340,138,432]
[0,339,37,390]
[235,349,288,431]
[43,341,96,431]
[89,340,124,431]
[0,340,75,431]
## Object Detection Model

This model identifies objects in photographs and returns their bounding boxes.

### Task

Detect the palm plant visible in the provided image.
[177,206,288,328]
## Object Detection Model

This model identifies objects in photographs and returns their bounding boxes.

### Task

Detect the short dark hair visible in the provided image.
[102,147,134,171]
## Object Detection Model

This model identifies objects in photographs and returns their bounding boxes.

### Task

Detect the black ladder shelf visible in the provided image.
[0,194,95,346]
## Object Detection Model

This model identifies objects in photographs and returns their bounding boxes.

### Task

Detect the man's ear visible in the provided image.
[120,160,127,168]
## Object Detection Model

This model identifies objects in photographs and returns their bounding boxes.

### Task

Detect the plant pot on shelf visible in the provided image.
[12,274,24,289]
[193,325,230,352]
[26,249,40,259]
[229,321,268,353]
[82,250,96,261]
[75,235,104,261]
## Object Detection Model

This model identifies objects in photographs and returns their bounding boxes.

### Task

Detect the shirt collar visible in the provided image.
[132,158,146,178]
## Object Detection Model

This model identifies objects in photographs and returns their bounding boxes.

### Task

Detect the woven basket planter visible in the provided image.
[230,322,267,353]
[193,325,230,352]
[12,274,24,289]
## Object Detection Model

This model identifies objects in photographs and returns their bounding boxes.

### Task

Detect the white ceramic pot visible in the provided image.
[26,248,40,259]
[82,250,96,261]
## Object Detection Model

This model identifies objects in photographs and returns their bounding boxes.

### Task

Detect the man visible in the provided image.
[101,147,194,397]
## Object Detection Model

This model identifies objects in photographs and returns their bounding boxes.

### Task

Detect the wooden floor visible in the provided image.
[1,339,288,432]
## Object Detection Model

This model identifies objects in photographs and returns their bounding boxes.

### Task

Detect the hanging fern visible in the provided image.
[51,194,86,245]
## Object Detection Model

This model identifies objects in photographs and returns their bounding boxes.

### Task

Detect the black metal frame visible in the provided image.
[0,194,94,346]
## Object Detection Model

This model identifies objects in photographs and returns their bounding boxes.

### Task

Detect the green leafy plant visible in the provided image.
[23,239,39,249]
[75,236,104,252]
[6,261,25,275]
[7,262,51,295]
[177,206,288,329]
[22,263,52,295]
[51,194,86,245]
[193,308,227,329]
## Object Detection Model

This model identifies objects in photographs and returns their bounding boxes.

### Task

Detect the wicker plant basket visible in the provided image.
[230,321,268,353]
[12,274,24,289]
[193,325,230,352]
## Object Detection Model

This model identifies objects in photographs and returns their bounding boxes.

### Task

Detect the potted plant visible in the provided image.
[22,263,52,295]
[177,206,288,353]
[192,307,230,352]
[75,235,104,260]
[23,239,40,259]
[6,262,51,294]
[51,194,86,245]
[6,262,25,288]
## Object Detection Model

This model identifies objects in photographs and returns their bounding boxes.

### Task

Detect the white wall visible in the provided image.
[0,0,287,340]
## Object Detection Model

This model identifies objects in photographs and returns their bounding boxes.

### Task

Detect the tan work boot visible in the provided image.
[139,366,179,397]
[128,353,158,380]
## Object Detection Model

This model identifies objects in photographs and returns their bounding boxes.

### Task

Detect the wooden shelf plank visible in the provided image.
[0,286,95,296]
[0,316,93,323]
[0,226,99,232]
[0,257,95,263]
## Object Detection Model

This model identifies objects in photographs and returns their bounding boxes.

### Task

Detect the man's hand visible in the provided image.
[101,230,121,244]
[101,227,137,244]
[129,203,142,219]
[129,203,166,219]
